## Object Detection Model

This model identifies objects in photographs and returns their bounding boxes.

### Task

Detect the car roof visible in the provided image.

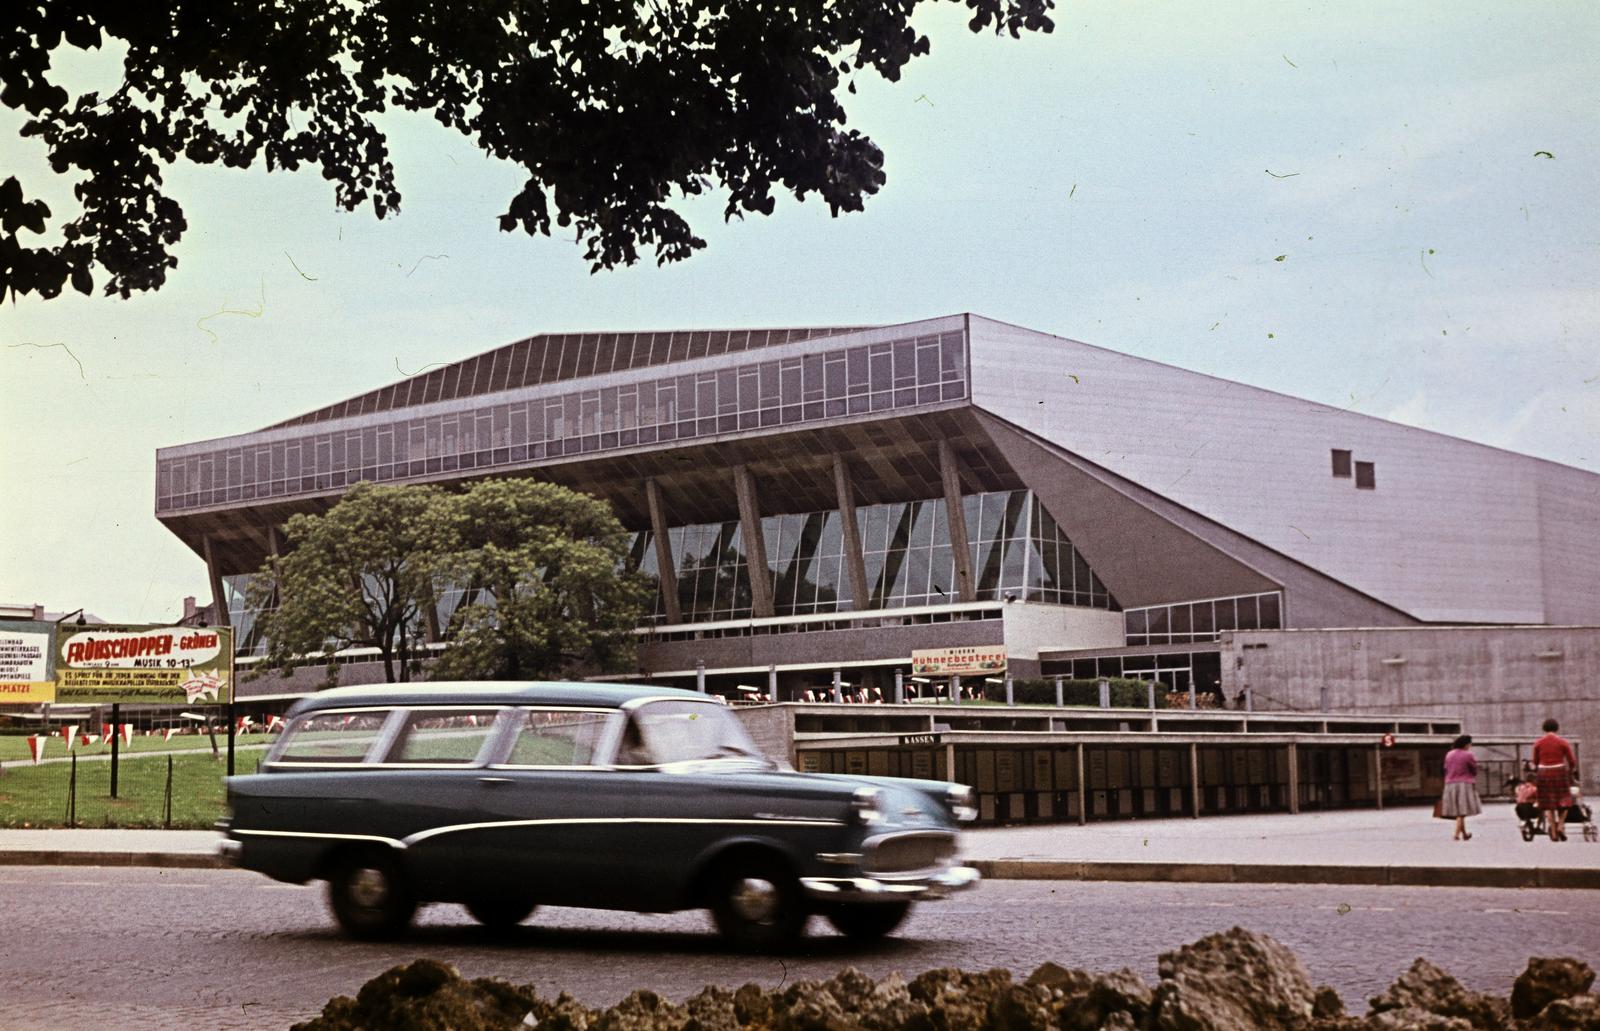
[283,680,712,717]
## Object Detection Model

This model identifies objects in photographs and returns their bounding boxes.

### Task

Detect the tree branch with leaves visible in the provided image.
[3,0,1053,301]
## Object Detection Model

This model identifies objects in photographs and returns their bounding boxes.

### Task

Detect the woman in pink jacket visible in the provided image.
[1440,735,1481,841]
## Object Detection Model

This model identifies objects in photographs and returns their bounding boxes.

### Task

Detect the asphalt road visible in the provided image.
[4,868,1597,1031]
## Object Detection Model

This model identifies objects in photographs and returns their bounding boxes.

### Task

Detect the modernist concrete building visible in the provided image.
[154,315,1600,785]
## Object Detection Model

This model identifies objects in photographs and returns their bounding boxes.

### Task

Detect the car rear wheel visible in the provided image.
[823,900,913,941]
[708,856,807,951]
[465,896,537,930]
[327,850,416,940]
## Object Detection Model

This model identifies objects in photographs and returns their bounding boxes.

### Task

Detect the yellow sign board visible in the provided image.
[0,621,56,704]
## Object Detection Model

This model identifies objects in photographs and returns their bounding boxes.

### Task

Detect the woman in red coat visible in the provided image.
[1531,718,1579,842]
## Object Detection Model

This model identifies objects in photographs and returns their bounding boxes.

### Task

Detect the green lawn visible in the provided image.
[0,750,264,829]
[0,729,277,762]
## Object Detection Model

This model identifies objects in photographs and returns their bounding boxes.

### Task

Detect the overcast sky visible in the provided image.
[3,0,1596,623]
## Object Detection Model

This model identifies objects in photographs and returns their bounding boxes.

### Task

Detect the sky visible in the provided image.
[3,0,1596,623]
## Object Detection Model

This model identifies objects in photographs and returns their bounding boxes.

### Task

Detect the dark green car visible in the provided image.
[219,682,978,948]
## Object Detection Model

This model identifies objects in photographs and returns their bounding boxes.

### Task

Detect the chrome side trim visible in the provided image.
[403,815,845,846]
[230,829,405,848]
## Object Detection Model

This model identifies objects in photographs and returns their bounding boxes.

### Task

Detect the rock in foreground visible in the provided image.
[291,929,1598,1031]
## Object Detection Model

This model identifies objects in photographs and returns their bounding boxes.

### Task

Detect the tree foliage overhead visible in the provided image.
[3,0,1053,301]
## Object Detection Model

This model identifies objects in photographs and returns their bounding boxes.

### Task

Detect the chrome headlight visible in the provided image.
[851,786,888,826]
[946,784,978,822]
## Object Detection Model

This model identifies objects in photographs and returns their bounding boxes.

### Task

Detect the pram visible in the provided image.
[1511,784,1597,842]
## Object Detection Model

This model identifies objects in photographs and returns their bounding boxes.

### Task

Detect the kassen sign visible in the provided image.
[910,646,1007,677]
[55,624,233,705]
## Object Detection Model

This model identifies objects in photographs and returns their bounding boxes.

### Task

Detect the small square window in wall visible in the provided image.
[1355,461,1376,489]
[1331,449,1352,478]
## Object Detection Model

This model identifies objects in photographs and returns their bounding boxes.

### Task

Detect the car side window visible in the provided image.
[386,709,501,765]
[503,709,614,767]
[274,710,393,764]
[615,717,654,766]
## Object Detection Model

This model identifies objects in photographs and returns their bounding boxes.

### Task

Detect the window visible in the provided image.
[1355,461,1376,489]
[503,709,615,766]
[274,710,393,764]
[388,709,501,764]
[1331,449,1352,478]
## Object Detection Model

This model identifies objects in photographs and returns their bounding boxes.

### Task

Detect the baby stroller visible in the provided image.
[1511,781,1597,842]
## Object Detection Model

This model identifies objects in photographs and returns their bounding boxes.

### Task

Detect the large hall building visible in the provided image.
[154,315,1600,785]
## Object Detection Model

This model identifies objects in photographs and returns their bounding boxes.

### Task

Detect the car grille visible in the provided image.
[865,832,957,874]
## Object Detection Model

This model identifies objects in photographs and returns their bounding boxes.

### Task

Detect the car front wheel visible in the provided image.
[327,850,416,940]
[823,900,912,941]
[465,896,537,930]
[708,856,807,951]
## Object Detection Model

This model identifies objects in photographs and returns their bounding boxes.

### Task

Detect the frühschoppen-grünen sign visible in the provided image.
[54,624,234,705]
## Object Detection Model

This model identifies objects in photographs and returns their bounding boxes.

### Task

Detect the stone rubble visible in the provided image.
[291,928,1599,1031]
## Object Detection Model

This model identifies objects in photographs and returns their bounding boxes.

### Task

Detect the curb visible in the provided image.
[0,852,226,869]
[970,859,1600,890]
[2,851,1596,889]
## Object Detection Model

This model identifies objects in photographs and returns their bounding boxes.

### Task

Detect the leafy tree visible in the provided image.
[248,482,451,686]
[430,479,650,682]
[3,1,1053,301]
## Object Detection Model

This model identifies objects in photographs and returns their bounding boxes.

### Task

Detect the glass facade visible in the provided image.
[157,329,967,514]
[628,490,1118,624]
[1122,591,1284,647]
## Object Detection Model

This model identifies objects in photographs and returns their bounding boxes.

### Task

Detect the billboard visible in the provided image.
[910,646,1007,677]
[0,620,57,705]
[54,624,233,705]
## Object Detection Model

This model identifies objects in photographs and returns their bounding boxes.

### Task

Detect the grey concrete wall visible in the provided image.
[968,316,1600,624]
[731,704,797,766]
[1223,626,1600,788]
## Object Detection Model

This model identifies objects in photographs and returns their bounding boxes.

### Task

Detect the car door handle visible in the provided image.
[477,776,514,786]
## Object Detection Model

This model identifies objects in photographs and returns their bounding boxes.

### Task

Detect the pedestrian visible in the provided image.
[1439,734,1481,840]
[1531,718,1579,842]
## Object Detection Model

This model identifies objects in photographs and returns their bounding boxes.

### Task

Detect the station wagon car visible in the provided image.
[219,682,978,948]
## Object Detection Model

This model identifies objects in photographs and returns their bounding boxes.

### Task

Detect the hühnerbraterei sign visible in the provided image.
[910,646,1007,677]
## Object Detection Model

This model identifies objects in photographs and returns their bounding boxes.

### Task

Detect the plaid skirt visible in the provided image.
[1536,766,1573,810]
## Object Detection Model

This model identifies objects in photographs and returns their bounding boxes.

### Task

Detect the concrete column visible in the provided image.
[893,669,904,704]
[1373,745,1384,810]
[767,664,778,700]
[1004,676,1014,706]
[1055,676,1064,707]
[1098,679,1110,708]
[1189,742,1202,818]
[203,535,232,628]
[1076,743,1088,826]
[938,440,977,603]
[645,478,683,625]
[1188,679,1197,710]
[944,742,957,784]
[1147,680,1156,710]
[832,669,843,703]
[732,465,774,618]
[832,456,871,611]
[695,659,706,694]
[1287,742,1300,814]
[950,675,962,704]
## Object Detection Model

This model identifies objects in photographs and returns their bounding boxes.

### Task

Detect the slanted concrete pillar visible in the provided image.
[645,478,683,625]
[203,535,231,628]
[938,440,977,602]
[732,465,774,618]
[832,456,871,611]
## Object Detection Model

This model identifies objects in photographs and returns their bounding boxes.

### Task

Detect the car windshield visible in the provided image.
[628,700,769,766]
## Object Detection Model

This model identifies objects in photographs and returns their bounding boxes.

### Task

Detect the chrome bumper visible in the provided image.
[801,864,980,902]
[216,838,242,865]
